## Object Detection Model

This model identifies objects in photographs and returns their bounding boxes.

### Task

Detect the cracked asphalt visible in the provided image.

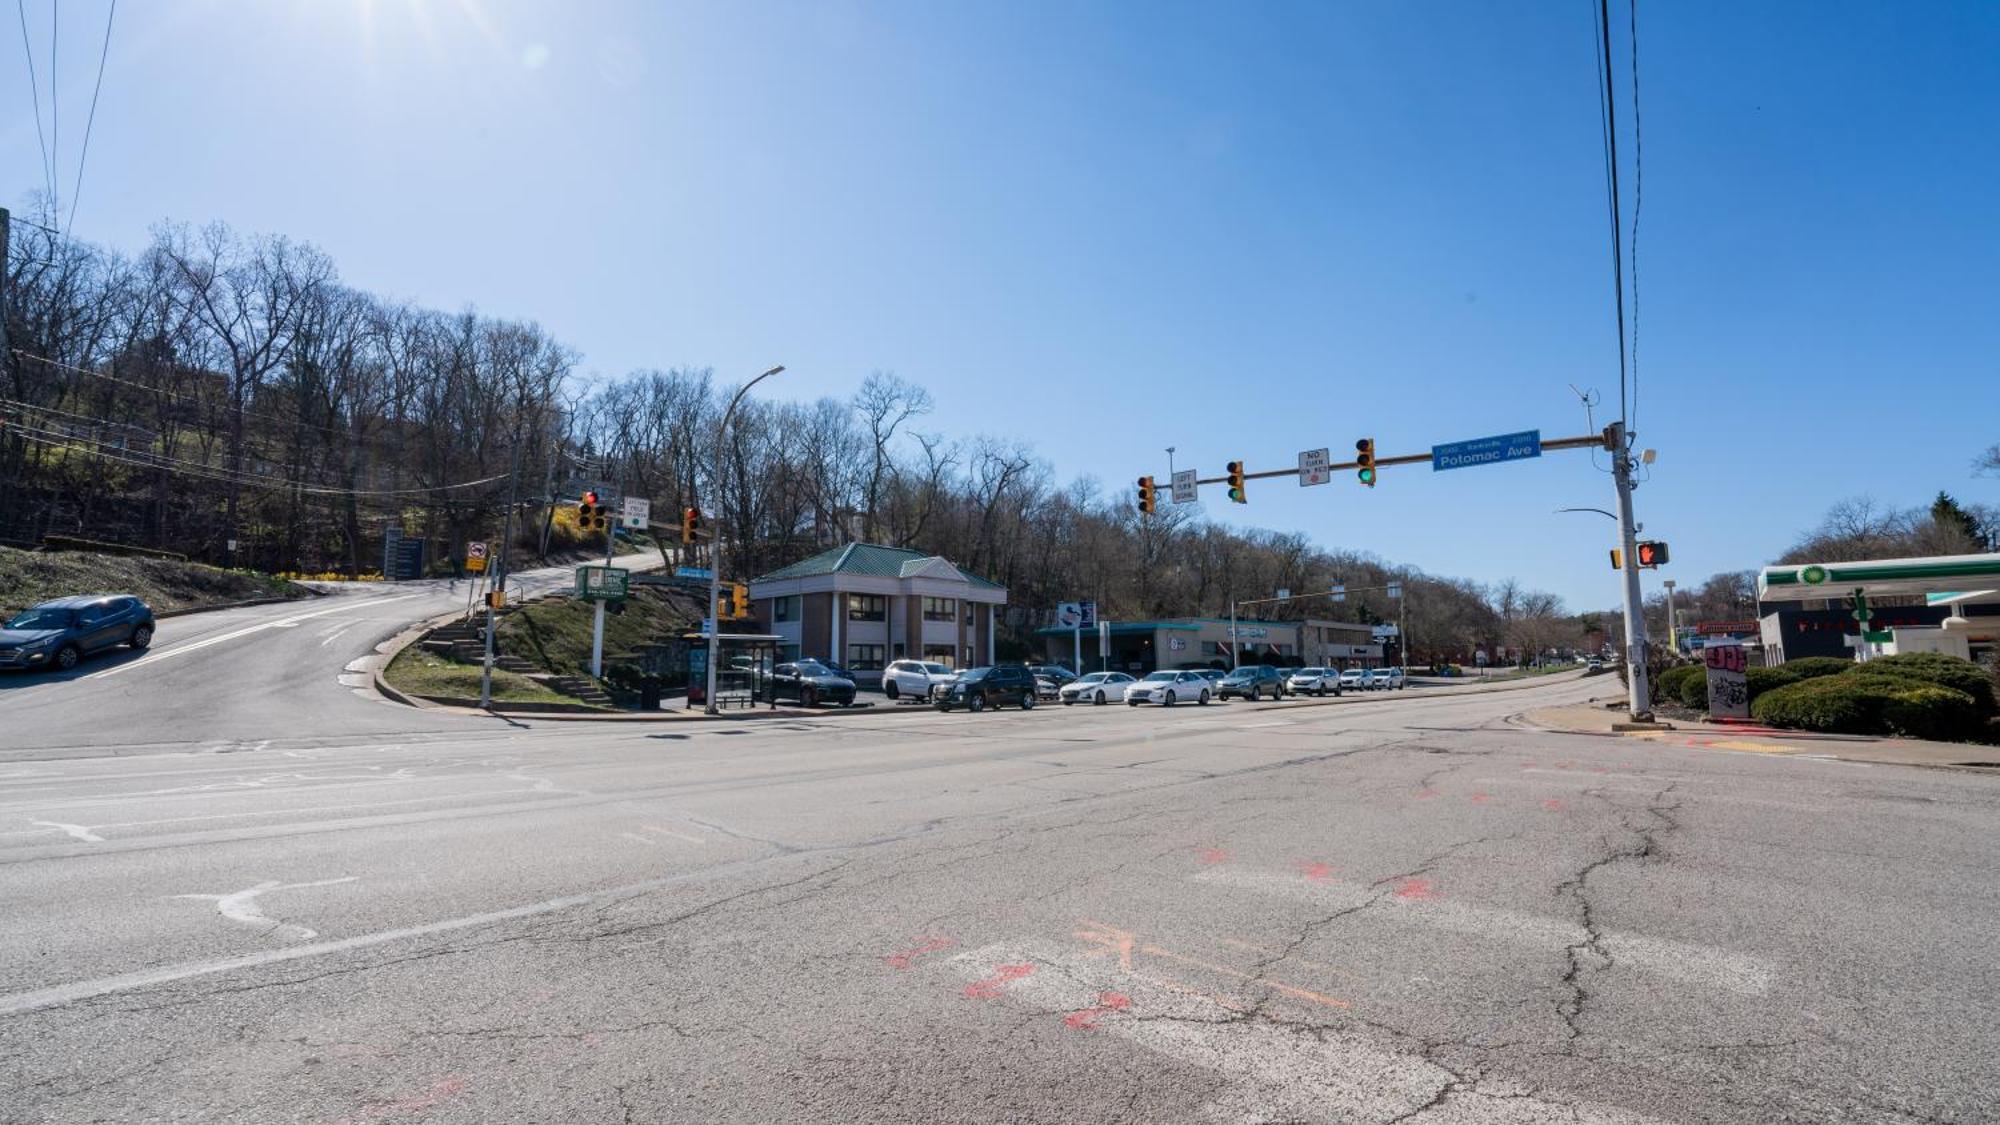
[3,671,1998,1123]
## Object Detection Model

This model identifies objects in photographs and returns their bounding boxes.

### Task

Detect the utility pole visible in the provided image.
[1609,421,1653,721]
[706,366,785,716]
[479,436,525,709]
[589,473,615,678]
[1661,579,1679,656]
[1229,599,1240,671]
[0,208,11,368]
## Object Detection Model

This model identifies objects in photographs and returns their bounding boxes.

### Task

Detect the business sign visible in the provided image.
[1432,429,1542,472]
[465,540,488,574]
[1168,637,1187,651]
[1055,602,1083,629]
[1371,624,1400,640]
[575,565,630,602]
[1171,469,1198,505]
[1227,626,1270,638]
[1703,641,1749,720]
[1079,600,1097,628]
[1298,447,1330,487]
[621,496,651,530]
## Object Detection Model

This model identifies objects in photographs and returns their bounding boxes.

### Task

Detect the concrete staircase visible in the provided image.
[415,604,615,707]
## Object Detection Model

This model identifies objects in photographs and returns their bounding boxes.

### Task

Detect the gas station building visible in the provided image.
[1755,553,2000,666]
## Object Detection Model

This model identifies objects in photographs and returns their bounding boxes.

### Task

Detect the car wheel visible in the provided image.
[129,624,154,650]
[801,687,817,708]
[1127,699,1139,707]
[1199,690,1210,705]
[1022,692,1035,710]
[1165,690,1177,707]
[1095,690,1106,705]
[54,644,81,671]
[885,680,900,700]
[1063,696,1075,705]
[1250,685,1261,701]
[969,694,986,713]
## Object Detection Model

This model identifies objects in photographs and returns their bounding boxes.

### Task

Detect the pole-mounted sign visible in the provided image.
[1298,448,1330,487]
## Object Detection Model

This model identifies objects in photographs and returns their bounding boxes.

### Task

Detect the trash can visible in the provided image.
[639,681,662,711]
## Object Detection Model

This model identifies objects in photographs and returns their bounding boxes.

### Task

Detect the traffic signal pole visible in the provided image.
[590,498,613,678]
[1608,421,1653,722]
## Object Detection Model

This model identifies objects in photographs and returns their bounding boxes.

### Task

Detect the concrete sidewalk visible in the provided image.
[1518,693,2000,771]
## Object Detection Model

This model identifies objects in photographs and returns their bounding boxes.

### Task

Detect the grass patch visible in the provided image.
[0,545,311,617]
[383,647,586,706]
[496,587,700,679]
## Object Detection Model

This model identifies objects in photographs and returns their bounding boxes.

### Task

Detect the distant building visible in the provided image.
[1035,617,1378,674]
[748,543,1008,679]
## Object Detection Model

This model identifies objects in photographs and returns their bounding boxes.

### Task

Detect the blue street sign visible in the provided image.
[676,566,714,580]
[1431,429,1542,472]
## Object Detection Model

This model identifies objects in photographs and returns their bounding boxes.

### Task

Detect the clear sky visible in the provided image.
[8,0,1997,609]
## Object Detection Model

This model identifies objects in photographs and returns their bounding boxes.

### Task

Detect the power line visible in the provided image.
[65,0,116,236]
[1626,0,1644,435]
[1592,0,1631,435]
[15,0,55,206]
[13,347,385,444]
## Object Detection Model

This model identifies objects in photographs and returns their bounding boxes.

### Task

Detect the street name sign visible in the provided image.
[675,566,714,581]
[1171,469,1198,504]
[1431,429,1543,472]
[1298,447,1330,486]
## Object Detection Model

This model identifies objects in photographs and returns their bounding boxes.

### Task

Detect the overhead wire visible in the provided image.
[1626,0,1643,436]
[65,0,116,236]
[14,0,55,207]
[1592,0,1631,441]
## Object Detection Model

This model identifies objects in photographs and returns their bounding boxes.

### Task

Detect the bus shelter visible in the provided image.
[684,632,782,711]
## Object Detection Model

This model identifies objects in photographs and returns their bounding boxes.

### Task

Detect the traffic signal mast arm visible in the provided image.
[1167,431,1611,487]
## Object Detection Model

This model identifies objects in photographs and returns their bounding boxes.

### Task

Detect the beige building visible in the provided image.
[749,543,1009,682]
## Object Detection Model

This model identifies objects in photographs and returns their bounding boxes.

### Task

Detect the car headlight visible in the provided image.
[22,637,55,651]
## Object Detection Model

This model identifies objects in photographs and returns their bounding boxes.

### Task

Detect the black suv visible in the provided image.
[764,660,857,707]
[1217,664,1288,701]
[933,663,1038,712]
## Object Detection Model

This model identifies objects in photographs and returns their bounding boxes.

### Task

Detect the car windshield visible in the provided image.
[1297,667,1325,676]
[1076,672,1108,684]
[922,663,951,675]
[1143,672,1176,682]
[958,667,992,681]
[5,608,74,630]
[794,661,831,675]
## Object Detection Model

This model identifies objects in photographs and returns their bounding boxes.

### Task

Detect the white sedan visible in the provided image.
[1125,670,1212,707]
[1058,671,1137,705]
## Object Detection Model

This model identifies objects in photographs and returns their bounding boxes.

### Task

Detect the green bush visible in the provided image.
[1751,677,1901,734]
[1654,665,1702,706]
[1878,684,1981,741]
[1746,665,1802,700]
[1850,654,1997,715]
[1780,657,1857,681]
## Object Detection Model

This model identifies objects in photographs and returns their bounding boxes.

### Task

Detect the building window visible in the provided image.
[923,596,956,622]
[847,644,886,671]
[848,594,886,622]
[922,645,956,669]
[1201,641,1222,656]
[772,595,798,622]
[964,603,976,626]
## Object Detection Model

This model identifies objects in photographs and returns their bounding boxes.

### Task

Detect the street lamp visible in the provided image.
[706,365,785,716]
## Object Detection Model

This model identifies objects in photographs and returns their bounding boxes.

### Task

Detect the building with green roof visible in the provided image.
[748,543,1009,677]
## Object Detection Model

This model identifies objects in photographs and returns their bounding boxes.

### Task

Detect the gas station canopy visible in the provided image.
[1758,553,2000,604]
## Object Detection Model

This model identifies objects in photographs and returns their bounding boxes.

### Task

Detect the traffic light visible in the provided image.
[681,506,703,544]
[731,582,750,619]
[1226,461,1247,504]
[1635,541,1670,568]
[1355,438,1377,487]
[1609,548,1623,570]
[1137,476,1156,516]
[577,491,608,533]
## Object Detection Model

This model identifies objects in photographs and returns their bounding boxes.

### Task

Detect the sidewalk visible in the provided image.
[1517,694,2000,772]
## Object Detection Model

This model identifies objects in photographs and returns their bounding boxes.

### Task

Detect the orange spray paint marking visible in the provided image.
[1292,860,1336,883]
[1393,877,1440,901]
[964,963,1036,999]
[885,936,957,969]
[1076,920,1138,970]
[1063,991,1134,1030]
[1414,788,1441,799]
[331,1077,468,1125]
[1195,846,1231,865]
[1468,792,1492,804]
[1542,798,1566,812]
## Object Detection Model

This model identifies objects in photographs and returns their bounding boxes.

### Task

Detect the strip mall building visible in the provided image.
[1036,617,1380,674]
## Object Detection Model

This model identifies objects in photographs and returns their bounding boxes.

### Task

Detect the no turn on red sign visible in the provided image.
[466,541,488,573]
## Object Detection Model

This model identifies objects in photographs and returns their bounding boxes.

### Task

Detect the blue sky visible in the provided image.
[8,0,1996,609]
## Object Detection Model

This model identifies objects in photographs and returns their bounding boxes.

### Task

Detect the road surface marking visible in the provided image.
[171,876,359,942]
[618,832,658,847]
[28,820,102,843]
[1193,869,1772,995]
[0,855,826,1016]
[947,941,1668,1124]
[319,623,356,647]
[641,825,706,844]
[87,594,421,679]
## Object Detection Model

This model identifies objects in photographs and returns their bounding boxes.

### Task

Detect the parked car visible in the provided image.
[1285,667,1341,697]
[1368,667,1406,691]
[1217,665,1288,701]
[882,659,956,701]
[1125,669,1212,706]
[764,660,857,707]
[1029,665,1079,688]
[1059,671,1137,705]
[1586,658,1605,672]
[0,595,154,672]
[1032,675,1061,701]
[933,663,1039,712]
[1337,668,1370,690]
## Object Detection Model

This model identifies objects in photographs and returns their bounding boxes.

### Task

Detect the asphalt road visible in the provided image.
[3,658,1996,1124]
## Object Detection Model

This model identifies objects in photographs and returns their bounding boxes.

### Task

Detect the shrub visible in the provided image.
[1752,677,1901,734]
[1878,684,1981,741]
[1779,657,1857,682]
[1746,665,1802,700]
[1851,654,1996,715]
[1654,665,1702,706]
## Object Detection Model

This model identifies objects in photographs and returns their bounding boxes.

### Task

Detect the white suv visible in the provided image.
[882,660,957,702]
[1369,667,1406,691]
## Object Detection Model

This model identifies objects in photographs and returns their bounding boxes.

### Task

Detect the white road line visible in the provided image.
[618,832,658,846]
[172,876,359,942]
[27,820,102,844]
[1192,869,1773,996]
[0,860,780,1016]
[948,942,1669,1124]
[87,595,421,679]
[319,623,356,647]
[641,825,706,844]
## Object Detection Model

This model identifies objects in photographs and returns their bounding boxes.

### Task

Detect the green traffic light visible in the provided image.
[1228,487,1245,503]
[1358,468,1375,484]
